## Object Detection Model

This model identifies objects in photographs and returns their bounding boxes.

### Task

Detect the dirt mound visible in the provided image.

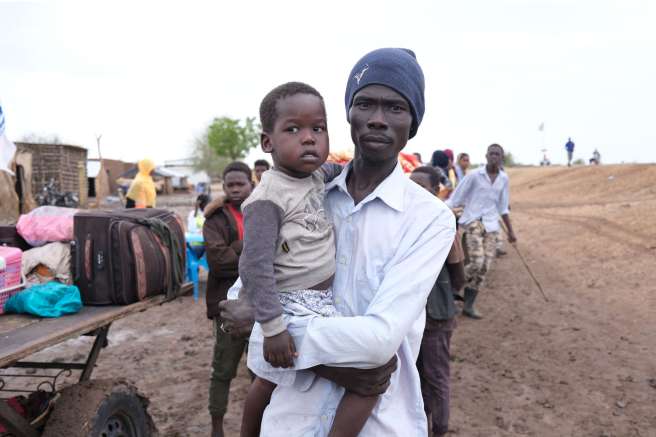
[449,164,656,436]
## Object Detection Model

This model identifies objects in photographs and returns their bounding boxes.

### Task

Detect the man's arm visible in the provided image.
[498,178,516,243]
[295,211,456,369]
[312,356,398,396]
[445,172,473,209]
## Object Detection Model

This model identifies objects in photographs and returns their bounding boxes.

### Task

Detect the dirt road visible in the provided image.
[8,164,655,436]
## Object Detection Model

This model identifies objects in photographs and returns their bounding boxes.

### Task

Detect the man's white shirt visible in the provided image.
[260,162,456,436]
[446,166,510,233]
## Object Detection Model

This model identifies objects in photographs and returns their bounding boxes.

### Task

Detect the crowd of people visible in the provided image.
[185,48,516,437]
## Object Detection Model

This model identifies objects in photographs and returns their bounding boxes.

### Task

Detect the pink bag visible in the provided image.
[0,246,23,313]
[16,206,78,247]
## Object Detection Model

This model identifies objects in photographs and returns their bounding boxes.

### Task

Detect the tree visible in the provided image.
[207,117,259,161]
[503,151,520,167]
[190,133,231,179]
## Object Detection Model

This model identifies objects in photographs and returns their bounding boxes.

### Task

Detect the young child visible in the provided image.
[238,82,377,437]
[252,158,271,184]
[410,166,464,437]
[203,162,254,437]
[187,193,211,234]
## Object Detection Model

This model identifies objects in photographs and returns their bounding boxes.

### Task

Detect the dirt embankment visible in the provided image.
[449,164,656,436]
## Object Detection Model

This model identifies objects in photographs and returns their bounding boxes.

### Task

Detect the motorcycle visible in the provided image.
[35,178,80,208]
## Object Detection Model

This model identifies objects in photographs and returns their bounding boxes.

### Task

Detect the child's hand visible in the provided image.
[263,330,298,368]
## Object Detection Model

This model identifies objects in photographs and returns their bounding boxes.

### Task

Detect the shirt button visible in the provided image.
[339,256,347,264]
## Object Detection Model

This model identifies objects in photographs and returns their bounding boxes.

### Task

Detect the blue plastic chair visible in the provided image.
[185,233,208,301]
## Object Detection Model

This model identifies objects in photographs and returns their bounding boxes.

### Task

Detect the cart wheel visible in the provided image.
[41,379,157,437]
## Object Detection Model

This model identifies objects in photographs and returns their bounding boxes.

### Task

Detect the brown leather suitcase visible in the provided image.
[73,208,185,305]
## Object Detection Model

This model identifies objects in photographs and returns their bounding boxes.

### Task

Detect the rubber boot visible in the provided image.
[463,287,483,319]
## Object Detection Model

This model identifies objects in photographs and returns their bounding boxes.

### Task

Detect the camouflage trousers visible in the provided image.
[464,221,498,290]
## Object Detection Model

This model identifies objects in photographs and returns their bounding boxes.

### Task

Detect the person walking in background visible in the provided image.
[443,149,458,188]
[413,152,424,164]
[253,159,270,184]
[446,144,517,319]
[203,161,254,437]
[410,166,465,437]
[431,150,454,200]
[455,152,470,182]
[565,137,575,166]
[125,159,157,208]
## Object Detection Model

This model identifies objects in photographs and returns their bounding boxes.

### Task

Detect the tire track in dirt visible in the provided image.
[513,196,656,211]
[516,209,656,253]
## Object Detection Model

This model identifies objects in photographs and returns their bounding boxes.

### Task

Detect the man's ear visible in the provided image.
[261,133,273,153]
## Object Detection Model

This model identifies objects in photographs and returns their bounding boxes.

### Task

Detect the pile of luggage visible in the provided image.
[1,206,186,314]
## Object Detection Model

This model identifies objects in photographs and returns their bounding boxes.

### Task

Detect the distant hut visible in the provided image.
[15,142,88,207]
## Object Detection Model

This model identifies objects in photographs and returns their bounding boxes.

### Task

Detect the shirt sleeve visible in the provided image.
[320,163,344,183]
[498,177,510,215]
[445,172,472,208]
[239,200,286,336]
[203,213,240,277]
[294,212,456,368]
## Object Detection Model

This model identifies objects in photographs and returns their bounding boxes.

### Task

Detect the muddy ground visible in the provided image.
[4,164,655,436]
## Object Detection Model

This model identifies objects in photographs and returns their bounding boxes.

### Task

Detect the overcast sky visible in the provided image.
[1,0,655,168]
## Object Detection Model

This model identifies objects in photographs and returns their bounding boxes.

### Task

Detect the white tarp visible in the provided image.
[0,104,17,175]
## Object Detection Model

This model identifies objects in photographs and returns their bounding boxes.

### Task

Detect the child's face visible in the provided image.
[261,93,329,178]
[254,165,268,182]
[223,171,253,207]
[410,172,437,195]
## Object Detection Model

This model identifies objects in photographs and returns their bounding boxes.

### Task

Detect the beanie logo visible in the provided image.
[354,64,369,84]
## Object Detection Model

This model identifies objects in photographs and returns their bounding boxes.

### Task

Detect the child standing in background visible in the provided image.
[203,162,254,437]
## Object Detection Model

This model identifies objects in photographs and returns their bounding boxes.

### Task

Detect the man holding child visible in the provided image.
[220,48,456,436]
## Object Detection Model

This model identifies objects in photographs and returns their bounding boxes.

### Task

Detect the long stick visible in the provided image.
[510,242,549,302]
[499,222,549,302]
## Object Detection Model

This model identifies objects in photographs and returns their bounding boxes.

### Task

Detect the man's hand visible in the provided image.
[508,231,517,244]
[218,297,255,338]
[312,355,398,396]
[263,330,298,368]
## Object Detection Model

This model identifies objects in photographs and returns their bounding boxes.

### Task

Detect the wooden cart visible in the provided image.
[0,283,191,437]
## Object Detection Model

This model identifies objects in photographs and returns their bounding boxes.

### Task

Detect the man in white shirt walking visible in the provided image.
[219,47,456,436]
[446,144,517,319]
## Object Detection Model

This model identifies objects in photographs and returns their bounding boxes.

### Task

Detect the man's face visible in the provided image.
[459,155,470,170]
[223,171,253,207]
[486,146,504,168]
[349,84,413,163]
[254,165,268,182]
[261,93,329,178]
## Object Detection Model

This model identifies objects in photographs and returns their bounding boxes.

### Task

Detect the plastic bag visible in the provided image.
[3,281,82,318]
[16,206,78,247]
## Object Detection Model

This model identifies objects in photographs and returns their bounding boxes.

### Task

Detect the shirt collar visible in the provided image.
[327,160,406,212]
[475,165,506,184]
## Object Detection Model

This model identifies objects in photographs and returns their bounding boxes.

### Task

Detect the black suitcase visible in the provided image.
[73,208,185,305]
[0,225,31,251]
